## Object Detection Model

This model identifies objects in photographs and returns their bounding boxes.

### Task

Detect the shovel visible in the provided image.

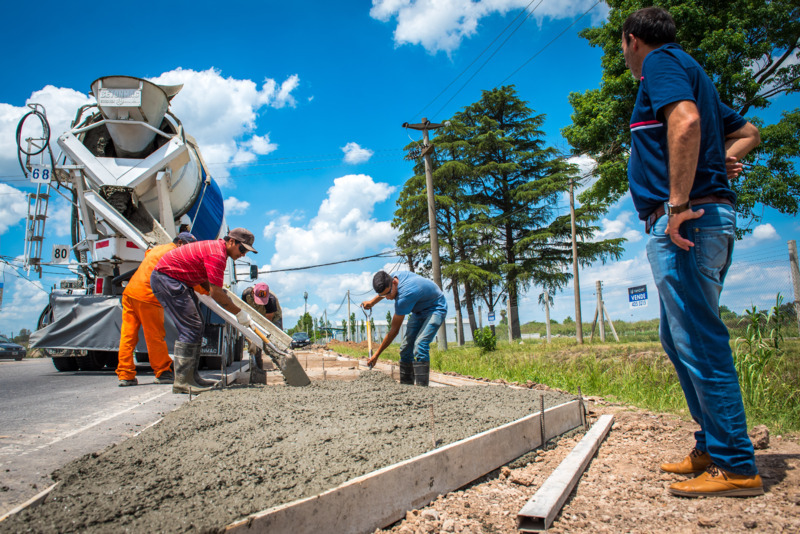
[251,323,311,387]
[362,305,374,369]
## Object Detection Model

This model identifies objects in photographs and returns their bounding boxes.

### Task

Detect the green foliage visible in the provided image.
[563,0,800,228]
[288,313,312,336]
[563,316,574,324]
[473,327,497,353]
[386,310,392,326]
[734,294,799,426]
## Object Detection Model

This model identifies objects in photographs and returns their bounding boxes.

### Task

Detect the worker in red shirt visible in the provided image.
[151,228,257,394]
[116,232,197,387]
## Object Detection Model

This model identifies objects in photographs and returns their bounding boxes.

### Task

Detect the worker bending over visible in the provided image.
[150,228,256,394]
[362,270,447,386]
[116,232,196,387]
[241,282,282,383]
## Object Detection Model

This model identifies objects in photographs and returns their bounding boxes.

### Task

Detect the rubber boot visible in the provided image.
[172,341,213,394]
[193,354,217,387]
[250,349,267,385]
[413,361,429,387]
[399,361,414,385]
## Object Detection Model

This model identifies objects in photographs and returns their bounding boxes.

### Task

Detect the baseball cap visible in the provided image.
[253,282,270,305]
[175,231,197,244]
[226,227,258,253]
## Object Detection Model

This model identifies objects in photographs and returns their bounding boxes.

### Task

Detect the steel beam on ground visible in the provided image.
[517,414,614,532]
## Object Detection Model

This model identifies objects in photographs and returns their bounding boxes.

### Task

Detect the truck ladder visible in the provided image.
[23,183,52,277]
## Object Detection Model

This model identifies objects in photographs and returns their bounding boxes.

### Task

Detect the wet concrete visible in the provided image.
[1,372,574,533]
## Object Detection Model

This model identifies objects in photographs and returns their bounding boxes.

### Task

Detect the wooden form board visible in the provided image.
[225,400,582,534]
[517,414,615,532]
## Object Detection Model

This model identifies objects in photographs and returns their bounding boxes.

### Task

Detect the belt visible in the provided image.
[645,194,733,234]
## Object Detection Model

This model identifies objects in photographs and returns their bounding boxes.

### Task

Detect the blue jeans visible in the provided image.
[646,203,756,475]
[399,311,445,363]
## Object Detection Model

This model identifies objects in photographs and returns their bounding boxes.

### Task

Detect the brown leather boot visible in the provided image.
[660,447,712,474]
[669,464,764,497]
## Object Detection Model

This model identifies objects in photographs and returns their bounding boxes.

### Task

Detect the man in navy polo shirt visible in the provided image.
[362,270,447,386]
[622,7,761,497]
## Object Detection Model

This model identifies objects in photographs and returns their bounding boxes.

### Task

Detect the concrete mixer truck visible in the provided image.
[17,76,251,373]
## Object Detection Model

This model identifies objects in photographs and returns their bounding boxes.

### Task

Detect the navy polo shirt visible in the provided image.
[627,43,746,220]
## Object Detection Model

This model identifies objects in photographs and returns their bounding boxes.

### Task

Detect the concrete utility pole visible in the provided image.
[569,179,584,343]
[346,290,351,342]
[789,240,800,336]
[544,290,552,343]
[402,118,448,350]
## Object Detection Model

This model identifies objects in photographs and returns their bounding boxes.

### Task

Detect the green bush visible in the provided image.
[473,327,497,353]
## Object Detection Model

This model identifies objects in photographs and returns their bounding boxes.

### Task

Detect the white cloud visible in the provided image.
[0,184,29,235]
[370,0,610,54]
[0,268,50,333]
[593,211,642,244]
[147,68,300,186]
[341,142,374,164]
[737,223,780,249]
[265,174,397,270]
[223,196,250,215]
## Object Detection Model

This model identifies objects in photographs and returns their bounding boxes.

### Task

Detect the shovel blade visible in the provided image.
[279,352,312,387]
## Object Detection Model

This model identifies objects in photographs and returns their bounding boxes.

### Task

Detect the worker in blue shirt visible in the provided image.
[362,270,447,386]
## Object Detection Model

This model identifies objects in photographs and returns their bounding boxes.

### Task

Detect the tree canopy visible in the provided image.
[562,0,800,226]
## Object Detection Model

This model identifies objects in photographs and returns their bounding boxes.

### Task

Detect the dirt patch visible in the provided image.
[327,340,371,350]
[378,402,800,534]
[0,372,574,533]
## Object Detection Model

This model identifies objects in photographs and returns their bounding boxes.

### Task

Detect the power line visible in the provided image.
[255,250,398,275]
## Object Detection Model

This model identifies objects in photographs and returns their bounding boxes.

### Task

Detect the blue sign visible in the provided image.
[628,285,648,308]
[487,311,496,325]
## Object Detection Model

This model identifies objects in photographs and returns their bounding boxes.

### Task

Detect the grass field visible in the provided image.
[332,327,800,435]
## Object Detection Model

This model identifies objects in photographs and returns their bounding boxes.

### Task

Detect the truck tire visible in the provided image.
[52,357,79,372]
[76,352,105,371]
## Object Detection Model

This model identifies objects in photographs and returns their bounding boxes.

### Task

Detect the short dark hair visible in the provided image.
[622,7,676,46]
[373,271,393,294]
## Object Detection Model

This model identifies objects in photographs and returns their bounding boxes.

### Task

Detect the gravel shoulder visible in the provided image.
[378,399,800,534]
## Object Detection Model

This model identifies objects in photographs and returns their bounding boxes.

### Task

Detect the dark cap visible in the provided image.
[373,271,393,294]
[175,231,197,244]
[226,227,258,253]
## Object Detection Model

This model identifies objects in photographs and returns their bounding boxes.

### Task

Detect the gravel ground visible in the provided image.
[377,400,800,534]
[0,372,573,533]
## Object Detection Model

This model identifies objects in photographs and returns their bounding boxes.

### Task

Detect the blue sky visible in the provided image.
[1,1,798,336]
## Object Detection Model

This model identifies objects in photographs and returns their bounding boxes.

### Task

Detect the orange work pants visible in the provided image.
[116,294,173,380]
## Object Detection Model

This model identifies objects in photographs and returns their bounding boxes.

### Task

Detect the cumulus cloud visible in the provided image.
[224,197,250,215]
[0,268,50,332]
[265,174,397,270]
[148,68,301,186]
[592,211,642,244]
[0,184,29,235]
[341,142,374,164]
[737,223,780,249]
[371,0,610,54]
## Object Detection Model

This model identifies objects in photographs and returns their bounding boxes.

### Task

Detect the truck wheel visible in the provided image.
[52,357,79,372]
[76,352,105,371]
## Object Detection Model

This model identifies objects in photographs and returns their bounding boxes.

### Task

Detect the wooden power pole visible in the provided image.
[402,118,448,350]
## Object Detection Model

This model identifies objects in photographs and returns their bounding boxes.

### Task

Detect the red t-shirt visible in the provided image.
[155,239,228,287]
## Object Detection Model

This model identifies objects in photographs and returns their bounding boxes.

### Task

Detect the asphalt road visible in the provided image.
[0,357,231,517]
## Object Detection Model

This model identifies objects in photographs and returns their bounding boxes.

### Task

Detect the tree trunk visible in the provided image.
[451,282,465,346]
[464,280,478,337]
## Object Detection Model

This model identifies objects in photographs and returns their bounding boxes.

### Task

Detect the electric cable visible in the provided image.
[254,250,399,275]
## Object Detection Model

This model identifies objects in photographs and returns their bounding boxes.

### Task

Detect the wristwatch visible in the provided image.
[665,200,692,216]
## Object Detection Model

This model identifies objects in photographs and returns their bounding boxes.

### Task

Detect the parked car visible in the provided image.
[0,335,26,361]
[290,332,311,349]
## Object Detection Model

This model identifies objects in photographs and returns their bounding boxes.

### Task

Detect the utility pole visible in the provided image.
[789,240,800,336]
[346,290,351,342]
[569,178,584,343]
[507,296,513,344]
[544,290,552,343]
[403,118,448,350]
[304,291,308,333]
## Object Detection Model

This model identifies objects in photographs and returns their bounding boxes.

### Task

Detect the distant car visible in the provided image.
[0,335,26,361]
[290,332,311,349]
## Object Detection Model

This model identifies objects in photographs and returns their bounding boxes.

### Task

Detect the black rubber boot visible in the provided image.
[250,348,267,384]
[173,342,214,394]
[413,361,430,387]
[399,361,414,385]
[193,353,217,387]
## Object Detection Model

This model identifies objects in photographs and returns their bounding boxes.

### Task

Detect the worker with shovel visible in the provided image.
[116,232,197,387]
[362,270,447,386]
[151,228,257,394]
[242,282,283,383]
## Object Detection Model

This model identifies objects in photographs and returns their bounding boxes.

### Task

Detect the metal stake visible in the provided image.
[429,405,437,449]
[540,394,546,451]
